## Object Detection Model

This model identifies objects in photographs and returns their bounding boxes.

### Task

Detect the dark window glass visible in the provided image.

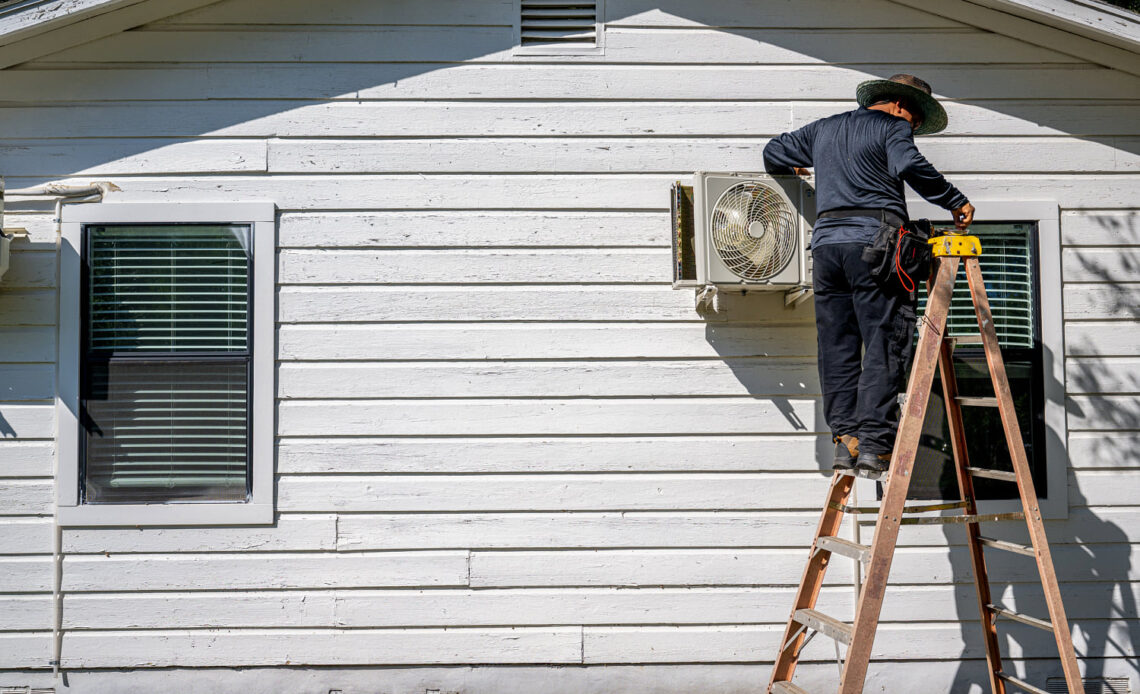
[908,223,1044,500]
[81,224,252,504]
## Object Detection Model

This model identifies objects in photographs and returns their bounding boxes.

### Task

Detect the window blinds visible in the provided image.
[917,223,1036,349]
[83,225,252,503]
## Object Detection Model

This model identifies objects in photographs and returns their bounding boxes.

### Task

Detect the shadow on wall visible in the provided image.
[0,0,1137,187]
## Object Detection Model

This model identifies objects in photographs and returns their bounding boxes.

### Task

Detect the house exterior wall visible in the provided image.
[0,0,1136,691]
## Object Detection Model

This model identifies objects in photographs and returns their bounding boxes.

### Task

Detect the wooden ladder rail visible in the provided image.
[766,252,1084,694]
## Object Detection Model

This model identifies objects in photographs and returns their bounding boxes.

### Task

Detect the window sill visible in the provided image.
[56,502,274,527]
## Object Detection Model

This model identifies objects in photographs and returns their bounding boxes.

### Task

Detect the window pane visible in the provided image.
[917,223,1036,349]
[87,225,250,352]
[84,359,249,503]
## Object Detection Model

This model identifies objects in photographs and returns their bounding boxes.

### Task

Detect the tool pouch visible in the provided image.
[862,218,933,291]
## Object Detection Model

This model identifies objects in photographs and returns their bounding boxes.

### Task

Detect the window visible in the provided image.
[855,201,1067,519]
[514,0,604,56]
[57,203,275,526]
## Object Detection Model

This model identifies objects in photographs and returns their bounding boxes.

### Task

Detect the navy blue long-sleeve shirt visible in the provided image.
[763,107,968,248]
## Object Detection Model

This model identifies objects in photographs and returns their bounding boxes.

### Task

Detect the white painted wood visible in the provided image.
[165,0,514,26]
[9,174,1138,211]
[61,627,584,667]
[1062,210,1140,245]
[0,326,55,362]
[266,136,1137,174]
[601,27,1071,64]
[0,139,267,176]
[0,290,57,326]
[278,211,670,248]
[43,27,517,64]
[0,480,53,516]
[0,557,52,592]
[1065,357,1140,393]
[278,360,817,399]
[277,248,672,284]
[0,633,50,669]
[0,441,53,478]
[1063,248,1140,282]
[0,364,53,401]
[0,595,51,630]
[1067,470,1140,505]
[0,251,55,289]
[1,661,1134,694]
[56,25,1073,66]
[335,512,827,550]
[1069,431,1140,465]
[605,0,961,28]
[1066,395,1140,430]
[277,397,822,437]
[278,286,704,323]
[1062,285,1140,320]
[64,592,337,629]
[799,101,1140,137]
[1066,320,1140,356]
[62,552,470,591]
[278,323,817,361]
[8,100,1139,139]
[0,518,52,556]
[278,473,832,513]
[277,435,824,474]
[469,544,1140,587]
[3,65,1137,102]
[61,515,337,554]
[0,405,54,439]
[581,622,1136,663]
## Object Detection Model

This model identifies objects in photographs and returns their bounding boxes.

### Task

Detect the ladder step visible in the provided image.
[771,682,813,694]
[978,535,1035,557]
[816,535,871,564]
[996,671,1050,694]
[956,396,999,407]
[903,511,1024,526]
[948,335,985,345]
[793,608,852,645]
[834,467,884,481]
[967,466,1018,482]
[987,604,1054,632]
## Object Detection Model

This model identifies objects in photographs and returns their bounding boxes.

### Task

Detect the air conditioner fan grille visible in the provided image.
[710,181,797,280]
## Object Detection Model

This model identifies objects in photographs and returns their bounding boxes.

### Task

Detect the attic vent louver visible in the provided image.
[520,1,599,47]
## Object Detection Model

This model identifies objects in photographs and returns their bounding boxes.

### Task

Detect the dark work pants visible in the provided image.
[813,242,917,455]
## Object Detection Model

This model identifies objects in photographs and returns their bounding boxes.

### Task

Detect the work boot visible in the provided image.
[855,451,891,474]
[832,435,859,470]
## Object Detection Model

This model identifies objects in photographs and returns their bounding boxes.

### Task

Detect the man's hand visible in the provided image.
[793,167,810,176]
[952,202,975,229]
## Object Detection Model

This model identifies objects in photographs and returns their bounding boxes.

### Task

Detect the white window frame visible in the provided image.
[854,200,1068,519]
[56,202,276,526]
[512,0,606,57]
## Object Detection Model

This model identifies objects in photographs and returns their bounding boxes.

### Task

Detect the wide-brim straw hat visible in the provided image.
[856,73,947,136]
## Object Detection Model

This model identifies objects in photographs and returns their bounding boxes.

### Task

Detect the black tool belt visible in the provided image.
[819,208,906,229]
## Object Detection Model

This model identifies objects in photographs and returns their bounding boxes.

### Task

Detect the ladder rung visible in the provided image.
[793,608,852,645]
[830,500,967,515]
[956,396,999,407]
[996,671,1050,694]
[967,466,1018,482]
[978,535,1035,557]
[903,511,1025,525]
[948,335,985,346]
[816,535,872,564]
[834,467,883,481]
[771,682,813,694]
[987,604,1054,632]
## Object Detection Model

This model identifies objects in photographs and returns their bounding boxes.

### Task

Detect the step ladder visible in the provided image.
[767,236,1083,694]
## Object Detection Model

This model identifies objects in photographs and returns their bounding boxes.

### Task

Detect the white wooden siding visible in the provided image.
[0,0,1136,689]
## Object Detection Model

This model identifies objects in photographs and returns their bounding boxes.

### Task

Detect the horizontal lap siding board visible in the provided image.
[2,0,1137,685]
[4,101,1140,139]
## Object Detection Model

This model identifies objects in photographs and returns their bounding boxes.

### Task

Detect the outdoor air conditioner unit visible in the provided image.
[673,172,815,305]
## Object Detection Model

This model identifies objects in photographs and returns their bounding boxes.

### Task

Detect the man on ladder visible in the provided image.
[762,73,975,473]
[759,77,1084,694]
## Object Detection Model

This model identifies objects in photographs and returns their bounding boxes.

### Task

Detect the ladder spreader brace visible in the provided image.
[767,235,1083,694]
